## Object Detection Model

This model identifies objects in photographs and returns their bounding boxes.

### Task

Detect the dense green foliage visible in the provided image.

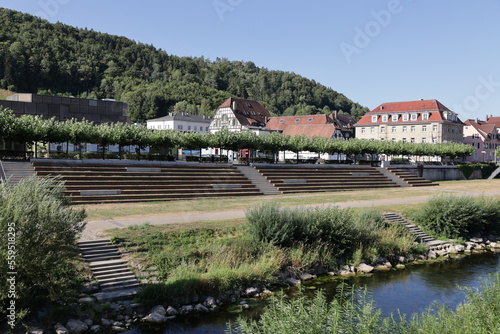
[233,273,500,334]
[408,195,500,239]
[0,108,475,160]
[0,8,368,122]
[246,203,414,263]
[457,162,498,179]
[0,177,86,321]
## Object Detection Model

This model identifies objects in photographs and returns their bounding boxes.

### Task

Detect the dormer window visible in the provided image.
[392,114,398,122]
[279,119,284,123]
[422,113,429,120]
[402,114,409,121]
[295,118,300,122]
[410,113,418,121]
[371,115,378,123]
[308,118,313,122]
[382,115,388,122]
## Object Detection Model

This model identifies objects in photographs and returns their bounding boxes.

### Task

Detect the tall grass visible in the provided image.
[232,273,500,334]
[408,195,500,239]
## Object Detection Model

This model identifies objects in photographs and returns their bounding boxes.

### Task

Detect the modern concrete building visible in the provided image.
[463,118,500,162]
[0,93,130,123]
[146,113,212,133]
[354,99,464,144]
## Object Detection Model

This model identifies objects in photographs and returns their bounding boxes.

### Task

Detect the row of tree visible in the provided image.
[0,108,475,160]
[0,8,369,122]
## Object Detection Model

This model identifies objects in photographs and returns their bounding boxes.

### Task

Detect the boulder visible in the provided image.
[299,273,316,281]
[142,312,168,324]
[204,297,217,308]
[78,296,95,304]
[100,318,111,326]
[244,287,260,297]
[90,325,102,333]
[65,319,88,334]
[427,250,437,259]
[54,323,69,334]
[454,244,465,252]
[356,263,374,274]
[111,326,127,332]
[195,303,209,313]
[151,305,166,316]
[285,278,301,285]
[84,319,93,327]
[180,305,194,314]
[166,306,179,316]
[27,328,44,334]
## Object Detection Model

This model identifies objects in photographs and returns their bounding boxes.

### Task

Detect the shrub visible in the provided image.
[408,195,500,239]
[0,177,87,320]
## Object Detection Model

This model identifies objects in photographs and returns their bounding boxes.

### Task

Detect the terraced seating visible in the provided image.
[386,168,438,187]
[32,161,262,204]
[254,164,401,194]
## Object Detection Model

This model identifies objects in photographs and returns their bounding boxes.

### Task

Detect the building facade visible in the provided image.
[209,97,271,133]
[463,118,500,162]
[146,113,212,133]
[354,99,464,144]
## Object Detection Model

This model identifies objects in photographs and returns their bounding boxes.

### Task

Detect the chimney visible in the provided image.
[334,110,338,119]
[232,99,237,111]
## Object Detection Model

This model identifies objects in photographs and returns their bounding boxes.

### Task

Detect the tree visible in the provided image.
[0,177,86,319]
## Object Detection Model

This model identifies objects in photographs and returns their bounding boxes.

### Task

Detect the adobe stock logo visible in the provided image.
[213,0,243,21]
[35,0,71,20]
[453,74,500,117]
[340,0,404,64]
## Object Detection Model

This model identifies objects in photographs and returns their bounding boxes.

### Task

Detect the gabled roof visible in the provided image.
[147,113,212,123]
[266,114,330,131]
[282,124,337,138]
[355,99,463,125]
[485,116,500,127]
[465,119,498,140]
[218,97,271,127]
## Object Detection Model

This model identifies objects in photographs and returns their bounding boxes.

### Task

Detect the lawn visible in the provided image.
[81,179,500,221]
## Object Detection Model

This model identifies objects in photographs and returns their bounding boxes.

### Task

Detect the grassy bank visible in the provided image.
[107,205,419,305]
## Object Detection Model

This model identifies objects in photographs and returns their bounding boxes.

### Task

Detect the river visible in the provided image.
[129,251,500,334]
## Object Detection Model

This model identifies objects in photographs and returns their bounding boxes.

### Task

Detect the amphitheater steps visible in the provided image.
[386,168,438,187]
[1,161,36,185]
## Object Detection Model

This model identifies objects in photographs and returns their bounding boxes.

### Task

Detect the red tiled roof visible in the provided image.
[465,119,497,139]
[266,114,330,131]
[486,116,500,127]
[355,99,462,125]
[282,124,337,138]
[218,97,271,127]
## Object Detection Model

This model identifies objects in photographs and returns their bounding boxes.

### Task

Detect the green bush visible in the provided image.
[408,195,500,239]
[0,177,87,321]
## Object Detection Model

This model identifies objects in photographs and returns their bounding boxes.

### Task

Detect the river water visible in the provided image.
[130,251,500,334]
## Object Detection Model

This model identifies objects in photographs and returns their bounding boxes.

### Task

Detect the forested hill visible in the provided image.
[0,8,369,122]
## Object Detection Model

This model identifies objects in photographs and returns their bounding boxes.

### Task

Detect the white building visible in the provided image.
[209,97,271,133]
[146,113,212,133]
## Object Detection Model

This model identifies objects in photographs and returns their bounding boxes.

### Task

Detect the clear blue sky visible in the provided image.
[2,0,500,120]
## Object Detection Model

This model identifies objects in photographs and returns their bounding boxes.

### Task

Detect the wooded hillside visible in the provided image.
[0,8,369,122]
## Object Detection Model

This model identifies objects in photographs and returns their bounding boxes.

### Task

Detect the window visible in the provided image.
[402,138,407,143]
[295,118,300,122]
[474,153,478,160]
[361,127,366,134]
[194,126,197,131]
[422,113,429,120]
[178,125,183,130]
[371,115,378,123]
[279,119,284,123]
[391,126,397,133]
[382,115,388,122]
[206,127,209,132]
[308,118,313,122]
[411,114,418,121]
[433,125,438,132]
[410,138,415,143]
[411,126,416,132]
[403,114,409,121]
[422,125,427,132]
[392,114,398,122]
[371,127,375,133]
[402,126,407,133]
[422,138,427,143]
[188,125,191,131]
[381,126,385,133]
[432,138,437,144]
[392,138,396,142]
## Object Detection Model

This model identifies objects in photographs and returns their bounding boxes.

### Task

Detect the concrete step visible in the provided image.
[89,259,127,269]
[92,265,130,273]
[101,280,140,291]
[97,275,137,284]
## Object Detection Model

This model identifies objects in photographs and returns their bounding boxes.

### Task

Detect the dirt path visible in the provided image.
[80,188,500,241]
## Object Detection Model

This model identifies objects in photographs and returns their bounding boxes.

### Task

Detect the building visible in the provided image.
[209,97,271,133]
[0,93,129,123]
[463,117,500,162]
[354,99,464,144]
[146,113,212,133]
[266,113,355,139]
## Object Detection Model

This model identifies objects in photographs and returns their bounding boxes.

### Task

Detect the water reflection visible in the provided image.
[130,252,500,334]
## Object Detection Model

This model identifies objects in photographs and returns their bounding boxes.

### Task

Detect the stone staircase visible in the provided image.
[77,239,139,301]
[386,168,438,187]
[383,213,446,246]
[0,160,36,185]
[235,165,282,195]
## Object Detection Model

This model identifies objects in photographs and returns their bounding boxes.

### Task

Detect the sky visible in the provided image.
[2,0,500,121]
